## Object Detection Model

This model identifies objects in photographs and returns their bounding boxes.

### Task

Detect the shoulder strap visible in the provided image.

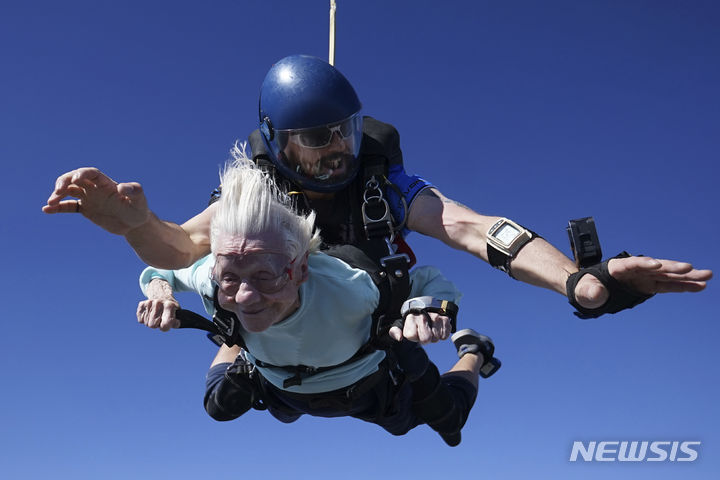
[209,285,248,350]
[322,245,410,347]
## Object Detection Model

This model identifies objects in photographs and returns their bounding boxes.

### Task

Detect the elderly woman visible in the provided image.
[137,154,498,446]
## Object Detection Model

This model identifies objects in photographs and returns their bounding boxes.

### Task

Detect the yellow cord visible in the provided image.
[329,0,337,65]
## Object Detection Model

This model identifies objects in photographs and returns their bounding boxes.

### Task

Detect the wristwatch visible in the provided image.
[486,218,534,274]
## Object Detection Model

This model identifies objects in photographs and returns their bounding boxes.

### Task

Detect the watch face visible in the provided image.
[495,223,520,245]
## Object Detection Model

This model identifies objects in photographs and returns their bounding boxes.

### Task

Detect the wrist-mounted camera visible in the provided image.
[567,217,602,268]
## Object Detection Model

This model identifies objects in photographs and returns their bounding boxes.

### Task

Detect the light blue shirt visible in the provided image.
[140,252,461,394]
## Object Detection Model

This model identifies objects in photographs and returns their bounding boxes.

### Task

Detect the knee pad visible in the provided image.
[204,371,257,422]
[391,339,430,382]
[410,363,466,435]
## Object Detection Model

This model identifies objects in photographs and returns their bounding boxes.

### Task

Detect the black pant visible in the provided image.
[250,341,478,436]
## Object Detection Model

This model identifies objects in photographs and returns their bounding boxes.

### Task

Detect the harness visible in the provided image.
[184,243,410,388]
[186,121,417,395]
[190,121,472,435]
[213,125,416,266]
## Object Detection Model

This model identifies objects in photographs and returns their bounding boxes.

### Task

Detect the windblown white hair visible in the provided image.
[210,142,321,258]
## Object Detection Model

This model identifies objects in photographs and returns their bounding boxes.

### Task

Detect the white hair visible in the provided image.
[210,142,321,258]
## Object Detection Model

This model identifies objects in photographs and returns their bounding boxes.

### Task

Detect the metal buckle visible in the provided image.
[380,253,411,279]
[362,175,395,244]
[364,176,382,199]
[380,253,410,267]
[361,197,393,223]
[213,313,236,338]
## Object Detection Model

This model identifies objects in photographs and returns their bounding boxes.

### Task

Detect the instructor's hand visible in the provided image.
[574,255,712,309]
[43,167,150,235]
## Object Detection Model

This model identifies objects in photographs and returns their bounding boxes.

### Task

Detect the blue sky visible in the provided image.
[2,1,719,478]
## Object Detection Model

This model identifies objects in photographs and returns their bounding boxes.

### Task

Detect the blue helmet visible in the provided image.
[259,55,363,192]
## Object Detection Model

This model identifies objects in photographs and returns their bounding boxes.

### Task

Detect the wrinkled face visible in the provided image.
[212,232,308,333]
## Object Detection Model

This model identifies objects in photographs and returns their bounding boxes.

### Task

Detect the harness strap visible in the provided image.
[258,351,406,414]
[254,353,375,389]
[175,308,225,346]
[371,253,411,343]
[209,286,248,350]
[200,139,413,387]
[360,156,395,243]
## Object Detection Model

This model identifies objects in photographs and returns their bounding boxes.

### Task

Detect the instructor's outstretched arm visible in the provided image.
[408,188,712,313]
[43,167,214,268]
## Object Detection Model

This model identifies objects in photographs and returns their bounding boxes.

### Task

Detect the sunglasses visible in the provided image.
[212,256,296,296]
[286,116,359,149]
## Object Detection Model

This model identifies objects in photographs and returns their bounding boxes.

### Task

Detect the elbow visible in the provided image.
[442,219,488,255]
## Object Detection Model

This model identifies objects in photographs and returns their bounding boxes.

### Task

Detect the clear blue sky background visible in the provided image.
[2,1,718,478]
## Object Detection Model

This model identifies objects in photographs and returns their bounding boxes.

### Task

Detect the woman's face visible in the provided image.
[212,232,308,332]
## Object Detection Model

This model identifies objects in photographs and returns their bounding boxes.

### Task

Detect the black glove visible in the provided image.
[566,252,654,319]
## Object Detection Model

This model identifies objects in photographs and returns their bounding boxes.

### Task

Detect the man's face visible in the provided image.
[282,129,356,184]
[213,232,308,333]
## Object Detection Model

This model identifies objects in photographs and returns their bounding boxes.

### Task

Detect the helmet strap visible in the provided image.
[261,116,274,141]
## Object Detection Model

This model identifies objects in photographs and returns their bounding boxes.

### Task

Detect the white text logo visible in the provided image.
[569,441,701,462]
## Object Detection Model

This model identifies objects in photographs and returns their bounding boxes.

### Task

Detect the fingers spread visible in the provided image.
[42,203,64,214]
[653,280,708,293]
[656,260,694,274]
[609,256,662,277]
[47,168,108,206]
[647,264,713,282]
[71,168,114,188]
[609,257,713,297]
[50,171,80,200]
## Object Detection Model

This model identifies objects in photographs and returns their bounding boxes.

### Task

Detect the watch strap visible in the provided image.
[488,233,538,274]
[487,243,511,273]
